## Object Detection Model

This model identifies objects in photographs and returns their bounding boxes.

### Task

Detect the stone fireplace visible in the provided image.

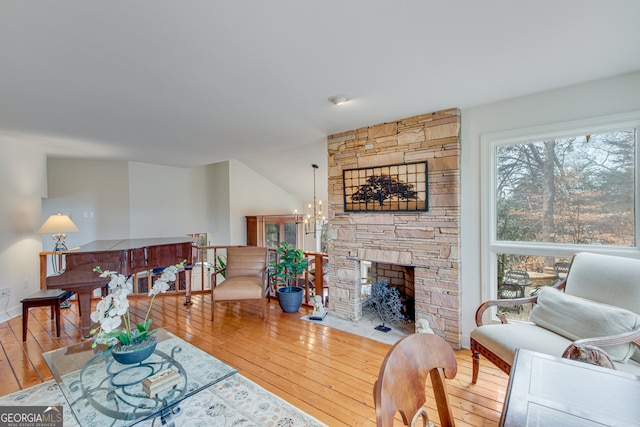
[326,108,462,348]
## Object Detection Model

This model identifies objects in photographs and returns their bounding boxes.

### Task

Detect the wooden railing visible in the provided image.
[193,245,328,307]
[39,251,56,289]
[294,249,329,307]
[40,246,328,308]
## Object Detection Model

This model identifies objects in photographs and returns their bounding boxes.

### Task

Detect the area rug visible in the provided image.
[0,374,326,427]
[301,312,407,346]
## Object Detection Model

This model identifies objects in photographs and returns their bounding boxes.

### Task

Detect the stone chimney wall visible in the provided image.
[326,108,462,347]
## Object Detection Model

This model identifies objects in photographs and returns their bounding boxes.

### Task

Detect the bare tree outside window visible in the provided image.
[496,129,636,269]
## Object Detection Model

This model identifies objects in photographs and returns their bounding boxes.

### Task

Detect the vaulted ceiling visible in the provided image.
[1,1,639,201]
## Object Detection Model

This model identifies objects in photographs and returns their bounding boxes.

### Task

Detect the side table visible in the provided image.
[500,348,640,426]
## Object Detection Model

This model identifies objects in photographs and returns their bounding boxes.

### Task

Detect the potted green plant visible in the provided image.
[271,241,309,312]
[90,261,185,364]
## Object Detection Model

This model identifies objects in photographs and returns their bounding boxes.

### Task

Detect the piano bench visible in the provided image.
[21,289,74,342]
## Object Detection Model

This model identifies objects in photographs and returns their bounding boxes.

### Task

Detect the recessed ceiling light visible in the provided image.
[328,95,349,105]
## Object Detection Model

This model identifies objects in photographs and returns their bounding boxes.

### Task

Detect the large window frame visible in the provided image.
[481,111,640,303]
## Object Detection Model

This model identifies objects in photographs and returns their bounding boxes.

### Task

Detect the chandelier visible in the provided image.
[304,164,325,238]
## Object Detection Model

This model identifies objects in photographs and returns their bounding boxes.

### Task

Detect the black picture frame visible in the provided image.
[343,161,428,212]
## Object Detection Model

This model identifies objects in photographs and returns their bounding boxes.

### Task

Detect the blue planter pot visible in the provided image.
[277,286,304,313]
[111,337,157,365]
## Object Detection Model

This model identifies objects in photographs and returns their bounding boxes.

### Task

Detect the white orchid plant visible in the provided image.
[90,260,185,348]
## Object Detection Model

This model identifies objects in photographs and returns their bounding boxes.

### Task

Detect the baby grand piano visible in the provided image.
[45,237,194,338]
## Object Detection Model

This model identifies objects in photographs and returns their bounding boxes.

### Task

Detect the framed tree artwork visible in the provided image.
[343,161,428,212]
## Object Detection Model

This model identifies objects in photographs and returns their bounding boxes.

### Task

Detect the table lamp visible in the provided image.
[38,213,79,251]
[38,213,79,274]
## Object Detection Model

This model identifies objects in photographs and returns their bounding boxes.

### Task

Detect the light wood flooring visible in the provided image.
[0,294,509,426]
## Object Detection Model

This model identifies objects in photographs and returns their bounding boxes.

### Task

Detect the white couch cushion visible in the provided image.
[471,322,572,366]
[530,287,640,362]
[566,252,640,314]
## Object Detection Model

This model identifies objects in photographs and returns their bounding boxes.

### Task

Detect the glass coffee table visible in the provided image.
[43,329,236,426]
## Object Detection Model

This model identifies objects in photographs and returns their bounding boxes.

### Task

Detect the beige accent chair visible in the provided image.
[374,333,457,427]
[470,252,640,383]
[211,246,269,321]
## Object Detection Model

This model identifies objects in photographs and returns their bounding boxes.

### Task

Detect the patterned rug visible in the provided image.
[0,374,325,427]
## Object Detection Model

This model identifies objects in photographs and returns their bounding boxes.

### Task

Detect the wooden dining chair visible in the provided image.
[373,333,457,427]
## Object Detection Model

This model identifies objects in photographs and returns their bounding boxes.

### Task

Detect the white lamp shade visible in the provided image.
[38,213,79,234]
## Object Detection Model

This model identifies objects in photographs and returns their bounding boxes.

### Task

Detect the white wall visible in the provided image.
[44,158,131,247]
[228,159,304,245]
[203,159,318,249]
[44,159,214,246]
[128,162,209,238]
[0,139,47,321]
[459,71,640,347]
[205,162,230,245]
[43,157,303,250]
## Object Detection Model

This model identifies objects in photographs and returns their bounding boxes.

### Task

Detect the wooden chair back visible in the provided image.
[373,333,457,427]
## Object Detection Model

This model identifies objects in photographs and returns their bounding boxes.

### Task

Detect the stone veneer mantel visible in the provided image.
[326,108,462,348]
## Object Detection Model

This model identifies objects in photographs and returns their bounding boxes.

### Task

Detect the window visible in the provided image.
[497,130,635,246]
[266,221,298,248]
[482,112,640,311]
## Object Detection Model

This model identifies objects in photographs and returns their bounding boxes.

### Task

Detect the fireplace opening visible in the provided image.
[360,261,415,333]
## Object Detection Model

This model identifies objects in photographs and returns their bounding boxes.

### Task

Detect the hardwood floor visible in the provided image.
[0,294,508,426]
